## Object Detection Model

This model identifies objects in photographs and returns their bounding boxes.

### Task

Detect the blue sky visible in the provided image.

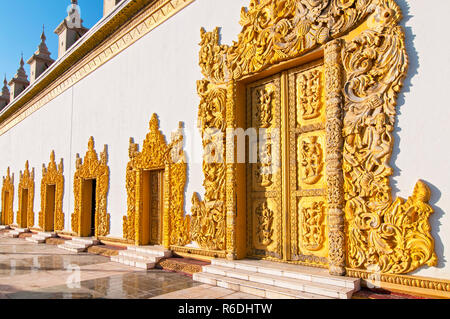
[0,0,103,84]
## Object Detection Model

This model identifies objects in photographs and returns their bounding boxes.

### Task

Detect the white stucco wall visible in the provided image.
[393,0,450,279]
[0,0,449,280]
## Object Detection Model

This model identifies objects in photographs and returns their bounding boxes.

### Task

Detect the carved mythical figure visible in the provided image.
[255,201,274,246]
[301,136,323,185]
[301,201,325,251]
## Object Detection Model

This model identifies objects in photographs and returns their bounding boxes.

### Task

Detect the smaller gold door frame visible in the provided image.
[123,114,190,248]
[39,151,64,232]
[1,168,14,225]
[17,161,35,228]
[71,137,110,237]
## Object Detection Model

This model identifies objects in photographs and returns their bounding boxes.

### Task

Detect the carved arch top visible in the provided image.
[199,0,380,83]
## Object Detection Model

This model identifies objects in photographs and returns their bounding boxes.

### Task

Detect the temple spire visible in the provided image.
[8,55,30,101]
[27,25,54,84]
[0,74,10,110]
[54,0,88,58]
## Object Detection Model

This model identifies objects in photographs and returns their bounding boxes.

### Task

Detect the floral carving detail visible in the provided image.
[191,193,226,250]
[191,80,227,252]
[200,0,374,84]
[342,0,437,274]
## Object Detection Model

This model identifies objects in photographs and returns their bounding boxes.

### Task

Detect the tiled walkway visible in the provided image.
[0,233,257,299]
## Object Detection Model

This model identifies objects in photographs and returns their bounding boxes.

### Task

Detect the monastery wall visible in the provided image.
[0,0,449,282]
[392,0,450,280]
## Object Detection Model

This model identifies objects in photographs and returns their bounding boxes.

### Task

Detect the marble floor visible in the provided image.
[0,232,258,299]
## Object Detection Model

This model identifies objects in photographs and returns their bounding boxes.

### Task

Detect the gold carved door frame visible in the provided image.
[123,114,190,248]
[71,137,110,237]
[1,168,14,225]
[39,151,65,232]
[17,161,35,229]
[191,0,436,277]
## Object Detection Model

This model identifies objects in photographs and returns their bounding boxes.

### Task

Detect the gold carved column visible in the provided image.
[324,39,346,276]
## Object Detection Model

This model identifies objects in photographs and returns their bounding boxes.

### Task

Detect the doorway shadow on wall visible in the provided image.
[390,0,446,272]
[390,0,418,195]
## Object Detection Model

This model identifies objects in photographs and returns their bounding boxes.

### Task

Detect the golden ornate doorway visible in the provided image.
[71,137,110,237]
[1,168,14,225]
[123,114,190,247]
[17,161,35,228]
[245,61,328,266]
[39,151,64,232]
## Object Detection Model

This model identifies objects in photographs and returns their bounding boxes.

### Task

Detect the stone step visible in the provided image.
[5,228,30,238]
[193,272,334,299]
[211,259,359,290]
[126,246,172,258]
[62,241,88,248]
[118,250,164,262]
[202,265,354,299]
[12,227,30,233]
[111,255,156,270]
[5,232,20,238]
[71,237,99,245]
[26,232,57,244]
[25,237,46,244]
[57,243,87,253]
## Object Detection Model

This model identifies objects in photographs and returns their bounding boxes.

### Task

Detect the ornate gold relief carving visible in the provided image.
[289,62,328,267]
[123,114,189,247]
[255,200,274,247]
[255,84,275,128]
[199,0,374,84]
[191,79,227,252]
[300,135,324,185]
[17,161,35,228]
[297,68,322,121]
[342,1,436,274]
[324,39,346,275]
[38,151,64,231]
[300,201,325,252]
[71,137,110,237]
[1,168,14,225]
[195,0,436,278]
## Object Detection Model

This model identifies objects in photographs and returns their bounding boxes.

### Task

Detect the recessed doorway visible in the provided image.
[1,191,9,225]
[142,170,163,245]
[44,185,56,231]
[80,178,97,237]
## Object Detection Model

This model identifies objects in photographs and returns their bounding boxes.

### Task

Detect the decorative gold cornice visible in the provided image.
[0,0,195,136]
